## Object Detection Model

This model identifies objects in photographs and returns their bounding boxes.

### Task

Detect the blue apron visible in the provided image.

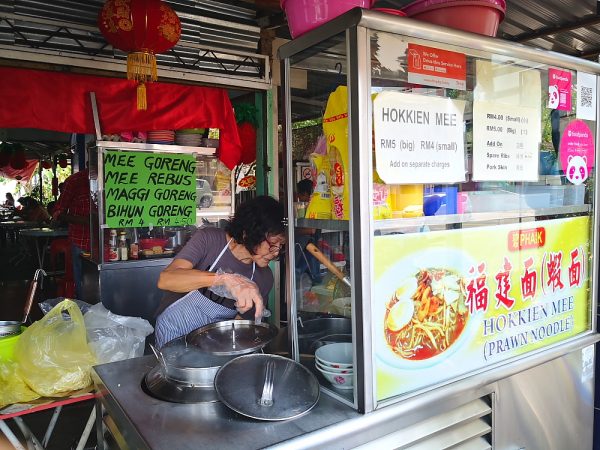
[155,239,255,348]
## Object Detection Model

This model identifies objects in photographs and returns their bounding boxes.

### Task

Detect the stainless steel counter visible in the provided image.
[92,356,360,450]
[93,335,600,449]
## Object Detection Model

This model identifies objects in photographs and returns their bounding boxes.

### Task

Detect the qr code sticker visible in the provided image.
[581,86,593,107]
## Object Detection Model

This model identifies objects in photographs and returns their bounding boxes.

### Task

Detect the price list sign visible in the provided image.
[472,102,541,181]
[104,150,197,228]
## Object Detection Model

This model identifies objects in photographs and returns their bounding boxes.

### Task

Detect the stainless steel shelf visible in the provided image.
[296,218,350,231]
[374,205,591,231]
[296,205,589,232]
[96,141,217,155]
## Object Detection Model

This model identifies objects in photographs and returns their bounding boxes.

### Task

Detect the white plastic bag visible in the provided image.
[84,304,154,364]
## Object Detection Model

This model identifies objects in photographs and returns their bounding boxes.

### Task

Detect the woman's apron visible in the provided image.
[155,239,255,348]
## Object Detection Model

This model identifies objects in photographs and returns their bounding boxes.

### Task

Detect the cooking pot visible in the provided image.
[165,227,187,248]
[294,317,352,354]
[150,340,234,387]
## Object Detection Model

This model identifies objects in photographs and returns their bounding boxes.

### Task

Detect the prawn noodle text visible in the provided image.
[384,268,468,360]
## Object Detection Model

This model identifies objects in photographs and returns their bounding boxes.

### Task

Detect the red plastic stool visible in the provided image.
[50,238,75,298]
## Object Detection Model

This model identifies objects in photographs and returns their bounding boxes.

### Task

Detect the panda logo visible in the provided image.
[548,85,560,109]
[566,155,588,185]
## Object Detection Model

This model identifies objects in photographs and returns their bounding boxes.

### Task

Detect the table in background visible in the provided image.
[18,227,68,271]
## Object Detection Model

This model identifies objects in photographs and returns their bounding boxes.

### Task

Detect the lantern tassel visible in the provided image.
[137,83,148,111]
[127,51,156,111]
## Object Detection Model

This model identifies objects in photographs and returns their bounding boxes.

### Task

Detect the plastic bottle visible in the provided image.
[118,232,128,261]
[130,234,139,260]
[108,229,119,262]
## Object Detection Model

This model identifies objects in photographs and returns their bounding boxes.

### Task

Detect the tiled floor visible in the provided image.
[0,238,97,449]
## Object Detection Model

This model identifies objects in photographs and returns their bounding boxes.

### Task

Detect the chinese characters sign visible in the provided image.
[373,91,466,184]
[104,150,196,228]
[373,216,590,401]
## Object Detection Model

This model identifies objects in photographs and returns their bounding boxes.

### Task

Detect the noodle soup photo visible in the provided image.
[384,268,468,360]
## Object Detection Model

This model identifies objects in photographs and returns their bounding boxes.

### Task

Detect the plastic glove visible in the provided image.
[210,270,264,319]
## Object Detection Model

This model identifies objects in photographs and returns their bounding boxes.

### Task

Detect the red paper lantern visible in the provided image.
[98,0,181,110]
[10,146,26,170]
[58,155,68,168]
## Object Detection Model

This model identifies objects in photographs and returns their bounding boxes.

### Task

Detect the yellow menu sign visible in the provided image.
[373,216,591,401]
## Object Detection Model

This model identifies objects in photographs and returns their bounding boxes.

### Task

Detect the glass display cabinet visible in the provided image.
[280,8,599,419]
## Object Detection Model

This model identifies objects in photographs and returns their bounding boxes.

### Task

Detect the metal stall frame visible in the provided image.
[280,7,600,416]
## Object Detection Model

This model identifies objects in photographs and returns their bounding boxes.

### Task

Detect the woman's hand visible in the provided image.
[213,272,264,319]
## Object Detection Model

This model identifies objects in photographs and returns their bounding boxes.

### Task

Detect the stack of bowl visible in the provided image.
[314,342,354,390]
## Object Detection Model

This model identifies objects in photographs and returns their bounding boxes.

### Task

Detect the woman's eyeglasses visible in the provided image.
[268,243,285,254]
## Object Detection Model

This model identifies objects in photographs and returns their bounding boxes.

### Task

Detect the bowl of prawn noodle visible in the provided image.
[383,266,470,363]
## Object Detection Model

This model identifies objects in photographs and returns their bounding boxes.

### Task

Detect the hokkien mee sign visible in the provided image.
[372,216,591,400]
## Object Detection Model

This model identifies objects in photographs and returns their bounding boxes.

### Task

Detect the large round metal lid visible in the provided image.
[214,354,320,421]
[186,320,278,356]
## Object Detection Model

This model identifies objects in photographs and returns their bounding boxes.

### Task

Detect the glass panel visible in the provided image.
[288,32,356,401]
[369,30,595,402]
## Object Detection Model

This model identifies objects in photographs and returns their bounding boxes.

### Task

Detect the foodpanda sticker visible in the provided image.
[548,68,572,111]
[560,119,595,185]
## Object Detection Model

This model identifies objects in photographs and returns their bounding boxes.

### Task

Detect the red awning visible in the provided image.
[0,67,242,169]
[0,160,39,182]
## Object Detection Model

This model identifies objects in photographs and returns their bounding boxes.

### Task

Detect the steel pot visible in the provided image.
[296,317,352,354]
[150,340,234,387]
[165,227,187,248]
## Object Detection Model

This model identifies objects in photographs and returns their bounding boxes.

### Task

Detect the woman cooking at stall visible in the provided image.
[154,195,286,348]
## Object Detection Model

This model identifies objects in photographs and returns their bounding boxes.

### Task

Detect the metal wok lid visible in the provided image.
[214,354,320,421]
[186,320,278,356]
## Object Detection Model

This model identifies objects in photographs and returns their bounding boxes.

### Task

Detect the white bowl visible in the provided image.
[316,365,354,389]
[315,360,353,374]
[315,342,353,368]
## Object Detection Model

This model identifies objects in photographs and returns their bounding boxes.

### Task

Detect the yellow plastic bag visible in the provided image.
[15,299,97,397]
[0,361,40,408]
[305,153,332,219]
[322,86,350,220]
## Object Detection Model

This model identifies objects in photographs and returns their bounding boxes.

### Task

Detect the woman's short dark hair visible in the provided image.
[226,195,285,254]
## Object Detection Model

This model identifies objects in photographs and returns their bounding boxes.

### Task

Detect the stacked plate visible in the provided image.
[314,342,354,390]
[175,128,205,147]
[147,130,175,144]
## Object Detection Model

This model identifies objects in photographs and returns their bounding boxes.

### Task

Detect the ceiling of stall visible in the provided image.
[1,0,599,154]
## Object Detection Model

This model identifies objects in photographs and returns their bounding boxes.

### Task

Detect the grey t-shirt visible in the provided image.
[156,227,274,318]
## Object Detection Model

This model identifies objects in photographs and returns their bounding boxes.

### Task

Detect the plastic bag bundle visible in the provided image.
[15,299,96,397]
[84,304,154,364]
[0,361,39,409]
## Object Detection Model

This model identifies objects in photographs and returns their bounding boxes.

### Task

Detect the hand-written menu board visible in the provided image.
[104,150,196,228]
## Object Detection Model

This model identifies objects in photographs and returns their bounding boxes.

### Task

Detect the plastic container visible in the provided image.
[281,0,375,39]
[563,184,585,206]
[139,238,169,250]
[372,8,407,16]
[424,185,458,215]
[389,184,424,217]
[402,0,506,37]
[463,190,520,212]
[0,328,25,362]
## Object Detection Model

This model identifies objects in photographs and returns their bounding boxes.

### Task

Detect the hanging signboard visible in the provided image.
[373,91,466,184]
[373,216,591,401]
[104,150,196,228]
